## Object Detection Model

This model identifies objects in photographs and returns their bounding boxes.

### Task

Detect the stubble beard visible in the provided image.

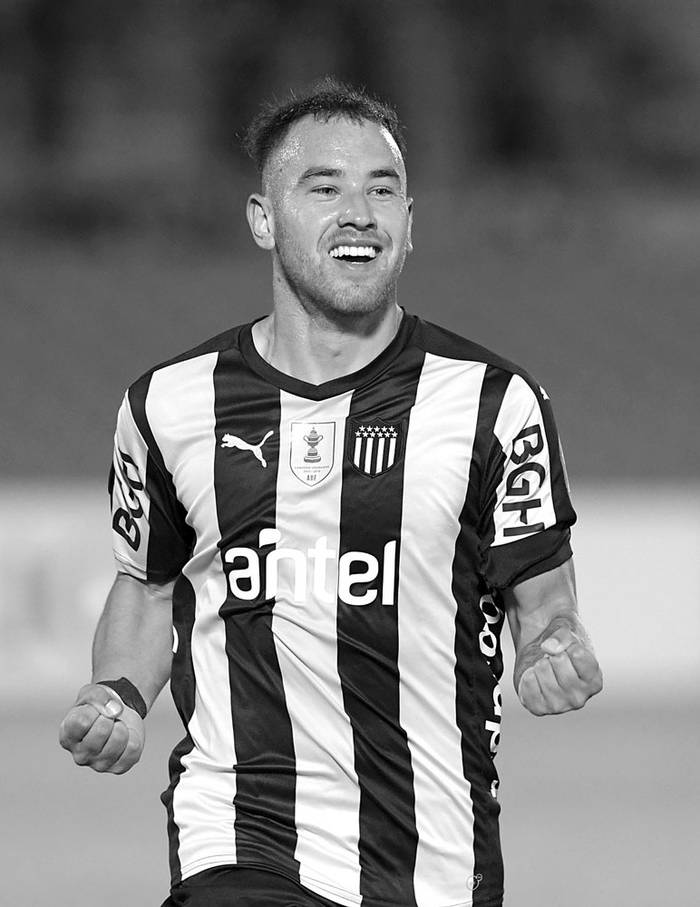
[274,241,408,322]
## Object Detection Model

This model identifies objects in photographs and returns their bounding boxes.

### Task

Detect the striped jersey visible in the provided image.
[109,311,576,907]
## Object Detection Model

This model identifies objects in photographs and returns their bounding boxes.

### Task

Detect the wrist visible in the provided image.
[95,677,147,719]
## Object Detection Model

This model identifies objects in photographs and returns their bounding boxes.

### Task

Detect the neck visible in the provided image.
[252,297,404,385]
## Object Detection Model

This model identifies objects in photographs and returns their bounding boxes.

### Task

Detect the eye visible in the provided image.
[370,186,395,198]
[311,185,338,197]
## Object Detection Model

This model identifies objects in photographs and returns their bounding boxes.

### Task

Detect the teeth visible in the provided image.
[329,245,377,259]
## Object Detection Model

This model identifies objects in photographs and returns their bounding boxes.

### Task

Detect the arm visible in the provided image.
[59,572,174,773]
[91,571,174,703]
[502,557,603,716]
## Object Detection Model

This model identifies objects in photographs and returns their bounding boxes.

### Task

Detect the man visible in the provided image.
[59,78,602,907]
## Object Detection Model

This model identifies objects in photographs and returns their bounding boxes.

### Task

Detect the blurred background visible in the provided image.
[1,1,698,904]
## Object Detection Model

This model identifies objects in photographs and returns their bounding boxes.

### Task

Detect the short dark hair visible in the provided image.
[242,76,407,175]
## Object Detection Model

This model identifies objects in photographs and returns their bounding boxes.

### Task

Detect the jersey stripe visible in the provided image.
[398,353,486,906]
[146,352,239,881]
[337,353,424,907]
[540,394,575,523]
[483,373,575,588]
[273,389,362,903]
[212,349,300,874]
[162,575,197,883]
[124,374,194,582]
[454,365,511,904]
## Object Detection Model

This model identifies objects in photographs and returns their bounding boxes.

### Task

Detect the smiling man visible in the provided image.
[246,104,414,377]
[59,78,602,907]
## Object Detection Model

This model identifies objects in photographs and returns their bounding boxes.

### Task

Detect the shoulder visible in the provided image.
[126,323,247,401]
[118,323,251,441]
[410,315,543,395]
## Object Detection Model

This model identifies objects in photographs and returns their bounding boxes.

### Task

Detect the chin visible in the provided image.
[322,290,392,318]
[278,252,406,320]
[315,275,400,318]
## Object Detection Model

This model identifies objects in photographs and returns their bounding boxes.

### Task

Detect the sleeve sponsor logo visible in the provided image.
[501,423,546,537]
[112,449,145,551]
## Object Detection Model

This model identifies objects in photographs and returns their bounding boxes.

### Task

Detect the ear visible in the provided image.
[246,193,275,250]
[406,197,414,254]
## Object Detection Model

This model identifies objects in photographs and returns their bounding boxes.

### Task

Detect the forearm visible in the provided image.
[503,558,602,713]
[91,572,174,711]
[506,557,579,678]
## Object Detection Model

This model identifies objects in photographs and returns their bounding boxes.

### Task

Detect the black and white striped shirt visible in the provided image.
[109,311,576,907]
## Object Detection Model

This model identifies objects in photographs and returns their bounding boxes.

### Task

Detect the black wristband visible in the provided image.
[96,677,147,719]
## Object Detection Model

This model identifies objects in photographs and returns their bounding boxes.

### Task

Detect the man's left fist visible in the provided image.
[516,622,603,716]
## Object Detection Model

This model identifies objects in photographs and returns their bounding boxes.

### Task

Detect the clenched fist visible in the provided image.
[59,683,145,774]
[515,620,603,716]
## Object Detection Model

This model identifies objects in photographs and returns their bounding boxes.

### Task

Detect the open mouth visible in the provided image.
[328,244,380,264]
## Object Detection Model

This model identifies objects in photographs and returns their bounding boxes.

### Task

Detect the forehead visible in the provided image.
[263,114,406,188]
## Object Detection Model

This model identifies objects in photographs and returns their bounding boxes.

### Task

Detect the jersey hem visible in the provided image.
[177,857,503,907]
[508,538,573,586]
[178,857,360,906]
[179,853,238,882]
[113,554,180,584]
[487,531,573,590]
[112,553,147,582]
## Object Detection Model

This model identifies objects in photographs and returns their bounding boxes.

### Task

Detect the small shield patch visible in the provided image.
[290,422,336,486]
[348,419,403,477]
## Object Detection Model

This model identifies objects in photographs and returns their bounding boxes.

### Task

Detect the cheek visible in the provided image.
[377,203,410,237]
[275,223,322,270]
[276,203,324,240]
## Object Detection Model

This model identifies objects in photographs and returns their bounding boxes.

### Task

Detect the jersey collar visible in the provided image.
[239,309,417,401]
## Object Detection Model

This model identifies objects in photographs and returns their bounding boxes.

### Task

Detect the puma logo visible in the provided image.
[220,430,274,468]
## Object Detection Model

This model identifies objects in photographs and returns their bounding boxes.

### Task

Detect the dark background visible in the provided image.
[2,0,698,482]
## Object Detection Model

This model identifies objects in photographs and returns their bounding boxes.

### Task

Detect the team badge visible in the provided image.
[290,422,336,486]
[348,419,403,477]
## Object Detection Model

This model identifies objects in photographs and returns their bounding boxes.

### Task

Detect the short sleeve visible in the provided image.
[479,374,576,589]
[109,390,193,583]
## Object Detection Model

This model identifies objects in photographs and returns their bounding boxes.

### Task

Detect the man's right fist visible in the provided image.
[59,683,145,774]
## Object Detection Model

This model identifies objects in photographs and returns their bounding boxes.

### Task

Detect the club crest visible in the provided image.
[290,422,336,486]
[348,419,403,477]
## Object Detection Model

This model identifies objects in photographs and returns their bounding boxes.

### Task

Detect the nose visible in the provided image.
[338,190,375,230]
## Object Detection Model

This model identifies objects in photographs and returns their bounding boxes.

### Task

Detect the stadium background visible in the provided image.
[1,1,698,904]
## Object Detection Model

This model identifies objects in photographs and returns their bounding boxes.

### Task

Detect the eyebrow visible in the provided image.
[297,166,402,184]
[298,167,342,183]
[368,168,401,181]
